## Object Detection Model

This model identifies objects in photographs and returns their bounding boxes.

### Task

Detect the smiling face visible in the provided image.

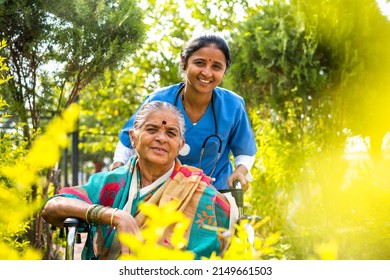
[130,109,185,172]
[183,44,227,95]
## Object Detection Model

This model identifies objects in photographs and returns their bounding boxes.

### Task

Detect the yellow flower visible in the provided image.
[315,240,339,260]
[0,103,80,260]
[118,201,195,260]
[1,104,80,188]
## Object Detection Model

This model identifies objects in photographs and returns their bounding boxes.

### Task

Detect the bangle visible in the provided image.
[97,207,108,225]
[85,204,97,224]
[91,205,103,225]
[110,208,118,228]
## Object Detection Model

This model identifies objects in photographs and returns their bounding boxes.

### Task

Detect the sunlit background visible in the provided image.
[1,0,390,260]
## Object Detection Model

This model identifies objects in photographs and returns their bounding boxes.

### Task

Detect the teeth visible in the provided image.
[200,79,211,83]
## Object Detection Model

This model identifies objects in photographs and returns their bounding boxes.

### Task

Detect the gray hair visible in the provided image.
[133,101,185,137]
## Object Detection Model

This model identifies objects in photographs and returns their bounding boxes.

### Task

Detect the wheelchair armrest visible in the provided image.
[220,188,244,208]
[219,181,244,208]
[220,181,245,219]
[238,214,262,224]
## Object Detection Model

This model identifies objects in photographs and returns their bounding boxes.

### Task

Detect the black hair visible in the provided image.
[180,33,231,72]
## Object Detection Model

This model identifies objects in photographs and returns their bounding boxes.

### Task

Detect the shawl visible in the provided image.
[56,156,233,259]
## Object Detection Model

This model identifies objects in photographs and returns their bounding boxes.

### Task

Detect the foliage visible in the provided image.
[227,0,390,259]
[287,153,390,260]
[228,0,390,153]
[0,0,145,134]
[0,39,80,258]
[77,69,144,164]
[0,0,146,254]
[0,41,37,259]
[215,216,282,260]
[0,101,80,259]
[0,40,13,85]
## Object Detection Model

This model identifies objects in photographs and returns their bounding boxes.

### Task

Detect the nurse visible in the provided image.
[112,33,257,191]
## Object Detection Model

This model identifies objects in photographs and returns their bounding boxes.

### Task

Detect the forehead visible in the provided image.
[144,109,180,127]
[190,45,226,64]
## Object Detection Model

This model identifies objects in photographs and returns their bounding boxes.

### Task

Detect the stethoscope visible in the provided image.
[174,83,222,177]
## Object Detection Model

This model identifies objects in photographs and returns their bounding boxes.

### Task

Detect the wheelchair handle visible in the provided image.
[63,217,84,260]
[63,217,84,227]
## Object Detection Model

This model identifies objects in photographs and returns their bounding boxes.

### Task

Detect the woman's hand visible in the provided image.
[112,209,143,254]
[227,165,249,192]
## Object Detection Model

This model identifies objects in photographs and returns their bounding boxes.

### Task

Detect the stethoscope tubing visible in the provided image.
[174,83,222,177]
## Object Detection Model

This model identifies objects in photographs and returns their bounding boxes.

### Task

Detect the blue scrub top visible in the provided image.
[118,83,257,190]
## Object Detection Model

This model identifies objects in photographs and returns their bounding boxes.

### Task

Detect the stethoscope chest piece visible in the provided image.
[179,143,191,156]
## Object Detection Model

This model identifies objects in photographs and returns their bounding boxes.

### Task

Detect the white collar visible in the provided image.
[139,163,175,196]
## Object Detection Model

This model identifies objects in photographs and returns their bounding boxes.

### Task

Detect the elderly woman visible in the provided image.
[42,101,237,260]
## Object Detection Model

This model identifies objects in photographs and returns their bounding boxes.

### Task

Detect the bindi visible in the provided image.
[162,120,167,125]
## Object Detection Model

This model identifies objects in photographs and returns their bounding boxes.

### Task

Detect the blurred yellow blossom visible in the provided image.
[0,103,80,189]
[315,240,339,260]
[0,102,80,260]
[119,200,195,260]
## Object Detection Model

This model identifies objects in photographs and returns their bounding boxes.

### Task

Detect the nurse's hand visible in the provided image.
[110,161,124,171]
[228,165,249,192]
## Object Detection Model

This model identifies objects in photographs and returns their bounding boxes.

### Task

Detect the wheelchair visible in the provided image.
[61,181,261,260]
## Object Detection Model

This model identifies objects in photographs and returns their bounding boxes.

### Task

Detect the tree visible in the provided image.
[227,0,390,158]
[0,0,145,133]
[0,0,145,256]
